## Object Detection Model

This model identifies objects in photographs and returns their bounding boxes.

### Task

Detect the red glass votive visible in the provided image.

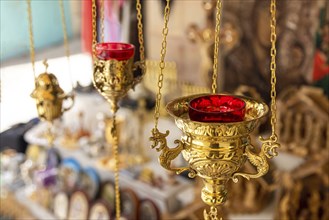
[188,95,246,123]
[95,42,135,61]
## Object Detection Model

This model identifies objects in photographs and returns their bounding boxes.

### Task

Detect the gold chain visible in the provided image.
[100,0,105,42]
[26,0,36,81]
[59,0,73,89]
[92,0,97,54]
[59,0,71,61]
[212,0,222,94]
[153,0,171,130]
[136,0,145,64]
[111,115,121,220]
[91,1,121,219]
[269,0,278,140]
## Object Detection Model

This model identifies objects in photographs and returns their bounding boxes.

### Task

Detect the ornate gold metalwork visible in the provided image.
[150,94,271,207]
[150,129,190,175]
[204,206,222,220]
[30,60,74,123]
[91,0,146,219]
[150,0,280,219]
[93,57,143,113]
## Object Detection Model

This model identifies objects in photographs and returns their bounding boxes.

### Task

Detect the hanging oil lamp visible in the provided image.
[31,60,74,123]
[92,1,145,113]
[27,0,74,146]
[91,1,145,219]
[149,0,280,219]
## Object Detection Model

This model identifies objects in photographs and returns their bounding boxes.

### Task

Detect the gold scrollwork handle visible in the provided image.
[232,136,280,183]
[150,128,194,176]
[61,93,75,113]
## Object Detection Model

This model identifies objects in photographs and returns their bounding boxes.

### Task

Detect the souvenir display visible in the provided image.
[3,0,328,220]
[32,186,52,209]
[220,1,319,100]
[89,200,111,220]
[149,0,280,218]
[0,192,34,219]
[61,112,91,149]
[120,188,140,220]
[34,166,57,188]
[276,86,329,157]
[100,181,116,213]
[25,144,47,165]
[226,162,274,213]
[59,158,81,193]
[53,192,69,220]
[274,155,329,220]
[138,199,160,220]
[68,190,89,220]
[46,147,61,168]
[187,0,240,88]
[91,0,146,219]
[79,167,101,200]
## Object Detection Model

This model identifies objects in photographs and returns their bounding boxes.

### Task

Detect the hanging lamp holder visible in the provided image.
[92,42,145,113]
[150,93,279,207]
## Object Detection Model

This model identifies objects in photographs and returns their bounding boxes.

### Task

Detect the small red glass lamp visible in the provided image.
[95,42,135,61]
[188,94,246,122]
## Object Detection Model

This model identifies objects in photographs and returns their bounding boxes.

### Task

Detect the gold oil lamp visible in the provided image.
[27,0,74,146]
[92,0,145,113]
[31,60,74,123]
[91,0,145,219]
[149,0,280,219]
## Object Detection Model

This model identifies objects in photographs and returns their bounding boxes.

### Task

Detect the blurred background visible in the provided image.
[0,0,328,220]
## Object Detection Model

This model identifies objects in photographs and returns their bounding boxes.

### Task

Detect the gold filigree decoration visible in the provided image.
[204,206,223,220]
[232,136,279,183]
[150,128,192,175]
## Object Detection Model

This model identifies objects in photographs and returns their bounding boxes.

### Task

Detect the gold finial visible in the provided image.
[43,59,49,72]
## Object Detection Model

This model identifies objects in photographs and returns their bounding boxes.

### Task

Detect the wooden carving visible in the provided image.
[221,1,321,102]
[274,154,329,220]
[226,161,273,213]
[276,86,329,157]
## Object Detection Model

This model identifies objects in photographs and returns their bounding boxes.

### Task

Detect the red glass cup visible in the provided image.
[95,42,135,61]
[188,95,246,123]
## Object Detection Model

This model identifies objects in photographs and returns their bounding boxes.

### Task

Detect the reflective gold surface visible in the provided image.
[93,57,144,113]
[31,72,74,123]
[151,94,279,207]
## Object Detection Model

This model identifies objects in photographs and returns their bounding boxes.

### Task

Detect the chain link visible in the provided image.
[212,0,222,94]
[26,0,36,81]
[100,0,105,42]
[153,0,171,130]
[92,0,97,54]
[136,0,145,65]
[269,0,278,139]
